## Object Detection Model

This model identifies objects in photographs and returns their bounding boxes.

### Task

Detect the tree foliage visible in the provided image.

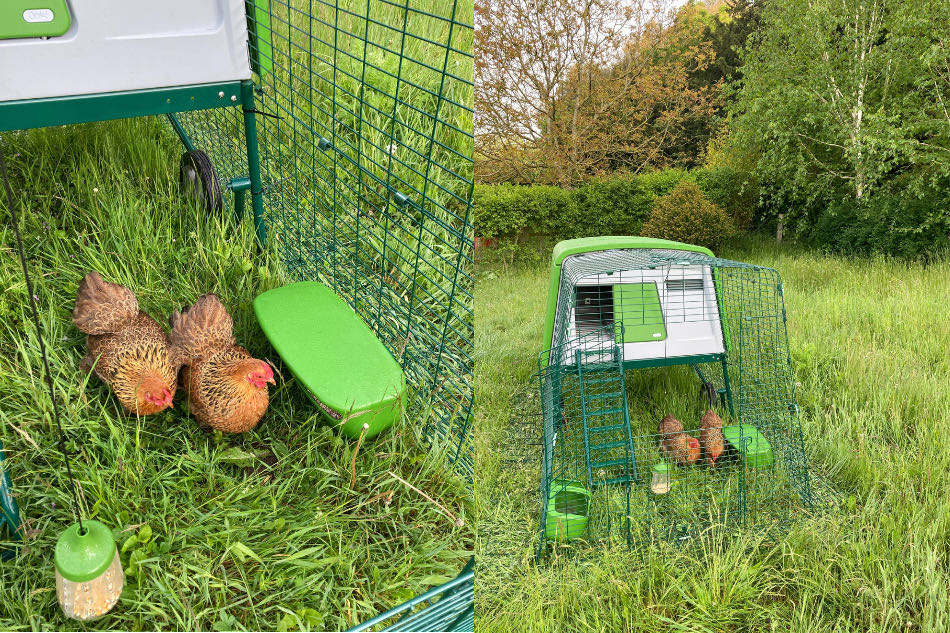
[731,0,950,223]
[475,0,724,185]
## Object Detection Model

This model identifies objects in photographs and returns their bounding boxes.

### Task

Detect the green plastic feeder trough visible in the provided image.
[544,480,591,541]
[722,425,774,469]
[254,282,406,440]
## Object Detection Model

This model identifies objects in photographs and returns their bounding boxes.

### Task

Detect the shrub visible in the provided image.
[564,174,655,238]
[473,183,575,239]
[808,182,950,259]
[692,165,759,230]
[639,168,687,198]
[641,180,736,251]
[473,167,759,247]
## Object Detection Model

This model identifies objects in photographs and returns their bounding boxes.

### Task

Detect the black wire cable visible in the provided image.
[0,142,85,534]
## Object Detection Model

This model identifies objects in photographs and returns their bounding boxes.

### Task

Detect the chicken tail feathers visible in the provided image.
[169,293,235,361]
[72,271,139,335]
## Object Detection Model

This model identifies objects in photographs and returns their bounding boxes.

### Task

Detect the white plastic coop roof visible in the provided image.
[0,0,251,103]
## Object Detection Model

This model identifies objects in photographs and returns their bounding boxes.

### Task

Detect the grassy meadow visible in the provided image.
[475,239,950,632]
[0,116,471,630]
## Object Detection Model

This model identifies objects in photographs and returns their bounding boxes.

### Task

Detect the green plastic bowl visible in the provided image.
[544,480,591,541]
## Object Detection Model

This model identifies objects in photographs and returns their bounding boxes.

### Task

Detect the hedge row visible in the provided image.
[806,183,950,258]
[474,166,758,241]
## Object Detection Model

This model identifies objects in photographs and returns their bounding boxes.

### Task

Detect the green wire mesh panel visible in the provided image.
[173,2,473,629]
[537,248,811,555]
[348,559,474,632]
[175,0,474,479]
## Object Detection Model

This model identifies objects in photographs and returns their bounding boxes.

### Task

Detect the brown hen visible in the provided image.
[73,271,180,415]
[699,409,725,468]
[169,294,274,433]
[659,414,695,466]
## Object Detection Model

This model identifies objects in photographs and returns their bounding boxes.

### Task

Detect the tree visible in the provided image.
[475,0,720,185]
[730,0,950,219]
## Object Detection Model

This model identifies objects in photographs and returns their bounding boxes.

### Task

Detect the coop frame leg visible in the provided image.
[720,357,735,417]
[166,113,196,152]
[240,80,266,244]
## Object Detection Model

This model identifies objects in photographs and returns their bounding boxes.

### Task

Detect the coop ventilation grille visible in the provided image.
[665,278,704,292]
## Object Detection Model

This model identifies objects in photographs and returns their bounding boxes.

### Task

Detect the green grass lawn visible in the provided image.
[0,117,471,631]
[475,239,950,632]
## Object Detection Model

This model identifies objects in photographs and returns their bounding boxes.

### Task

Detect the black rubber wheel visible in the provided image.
[700,381,718,408]
[179,150,223,215]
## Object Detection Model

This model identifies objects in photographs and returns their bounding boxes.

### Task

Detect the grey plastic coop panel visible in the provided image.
[550,250,726,368]
[0,0,251,102]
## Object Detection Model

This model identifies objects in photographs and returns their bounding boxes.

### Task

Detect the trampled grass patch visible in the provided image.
[0,117,472,631]
[475,239,950,632]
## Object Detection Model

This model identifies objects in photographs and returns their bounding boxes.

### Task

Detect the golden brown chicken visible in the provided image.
[169,294,274,433]
[73,271,180,415]
[659,414,696,466]
[686,437,701,465]
[699,409,725,468]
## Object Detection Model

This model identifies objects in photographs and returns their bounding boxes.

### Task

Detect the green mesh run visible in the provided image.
[537,248,812,555]
[174,0,474,481]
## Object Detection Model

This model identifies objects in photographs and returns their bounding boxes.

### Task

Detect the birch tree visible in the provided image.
[732,0,950,210]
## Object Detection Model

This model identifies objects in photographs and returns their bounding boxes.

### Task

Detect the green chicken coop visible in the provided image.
[537,236,812,553]
[0,1,473,630]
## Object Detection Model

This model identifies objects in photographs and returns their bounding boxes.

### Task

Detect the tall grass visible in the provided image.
[475,238,950,632]
[0,117,471,630]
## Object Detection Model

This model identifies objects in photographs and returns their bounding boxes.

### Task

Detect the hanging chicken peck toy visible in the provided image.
[1,146,123,620]
[55,520,123,620]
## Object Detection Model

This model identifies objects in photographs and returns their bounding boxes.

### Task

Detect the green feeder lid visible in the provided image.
[722,424,774,469]
[55,520,116,583]
[254,282,406,439]
[652,461,670,473]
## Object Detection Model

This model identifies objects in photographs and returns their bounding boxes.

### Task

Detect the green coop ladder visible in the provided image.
[575,346,637,489]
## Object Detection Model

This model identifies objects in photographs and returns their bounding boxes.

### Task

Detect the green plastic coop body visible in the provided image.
[536,236,811,554]
[0,1,473,629]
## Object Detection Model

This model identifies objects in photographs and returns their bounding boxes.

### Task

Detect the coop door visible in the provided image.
[612,283,666,344]
[574,286,614,335]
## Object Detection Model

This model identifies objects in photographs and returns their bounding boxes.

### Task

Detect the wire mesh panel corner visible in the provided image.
[537,248,812,556]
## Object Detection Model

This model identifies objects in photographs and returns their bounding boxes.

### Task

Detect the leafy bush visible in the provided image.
[808,182,950,259]
[692,165,759,229]
[473,167,757,246]
[640,169,687,198]
[563,174,655,238]
[641,180,735,250]
[473,183,575,239]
